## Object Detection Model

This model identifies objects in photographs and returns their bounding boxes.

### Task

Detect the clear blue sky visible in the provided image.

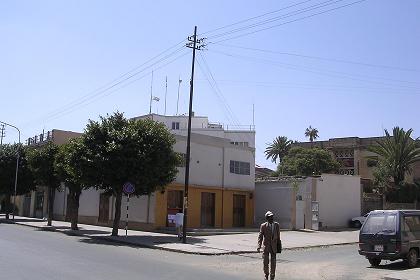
[1,0,419,169]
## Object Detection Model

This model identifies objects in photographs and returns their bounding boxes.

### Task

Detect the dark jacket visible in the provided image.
[258,221,281,253]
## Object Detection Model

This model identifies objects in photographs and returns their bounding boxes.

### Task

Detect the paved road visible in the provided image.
[0,224,416,280]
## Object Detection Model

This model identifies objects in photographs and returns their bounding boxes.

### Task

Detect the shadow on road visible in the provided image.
[366,260,418,271]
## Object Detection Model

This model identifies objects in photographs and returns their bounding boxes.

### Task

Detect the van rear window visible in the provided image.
[361,213,397,234]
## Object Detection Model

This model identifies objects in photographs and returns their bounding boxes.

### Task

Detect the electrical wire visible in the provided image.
[21,39,187,128]
[37,50,190,124]
[211,43,419,73]
[197,52,264,153]
[199,0,313,36]
[208,49,420,90]
[209,0,368,44]
[207,0,343,40]
[21,44,188,127]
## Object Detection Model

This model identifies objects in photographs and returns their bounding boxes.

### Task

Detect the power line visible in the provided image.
[211,43,419,73]
[21,39,187,128]
[207,0,344,40]
[208,49,420,90]
[40,52,188,124]
[33,50,190,124]
[210,0,368,44]
[21,46,187,127]
[195,79,420,95]
[200,0,313,36]
[197,52,264,153]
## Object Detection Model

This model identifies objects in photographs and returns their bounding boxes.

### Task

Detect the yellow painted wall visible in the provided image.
[154,183,254,228]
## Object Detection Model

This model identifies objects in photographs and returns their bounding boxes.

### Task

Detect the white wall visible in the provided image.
[224,147,255,190]
[53,185,67,217]
[118,194,156,223]
[79,189,100,217]
[317,174,361,228]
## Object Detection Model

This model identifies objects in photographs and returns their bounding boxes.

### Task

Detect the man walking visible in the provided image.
[257,211,281,280]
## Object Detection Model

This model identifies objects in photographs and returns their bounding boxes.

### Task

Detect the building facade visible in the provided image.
[294,137,420,183]
[49,114,256,229]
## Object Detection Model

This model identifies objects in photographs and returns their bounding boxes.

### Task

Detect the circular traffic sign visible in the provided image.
[123,182,135,194]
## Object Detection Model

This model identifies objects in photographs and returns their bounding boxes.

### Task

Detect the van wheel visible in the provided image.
[368,258,381,267]
[407,249,418,268]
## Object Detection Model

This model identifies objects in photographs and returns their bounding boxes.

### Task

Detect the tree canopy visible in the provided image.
[369,127,420,187]
[81,112,179,236]
[55,137,89,229]
[305,126,319,142]
[265,136,292,164]
[279,147,340,176]
[0,144,34,217]
[26,142,60,225]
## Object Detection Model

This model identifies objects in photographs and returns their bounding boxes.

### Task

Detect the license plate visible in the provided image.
[374,245,384,252]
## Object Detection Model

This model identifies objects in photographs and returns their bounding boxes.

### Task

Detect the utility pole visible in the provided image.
[0,124,5,145]
[182,26,205,244]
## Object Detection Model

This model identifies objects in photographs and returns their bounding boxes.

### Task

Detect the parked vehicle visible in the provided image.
[358,210,420,268]
[351,213,369,228]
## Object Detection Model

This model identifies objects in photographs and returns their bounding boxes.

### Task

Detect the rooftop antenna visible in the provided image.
[164,76,168,116]
[252,103,255,128]
[149,71,154,114]
[176,76,182,115]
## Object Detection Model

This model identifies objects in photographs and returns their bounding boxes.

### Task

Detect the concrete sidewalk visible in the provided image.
[1,216,359,255]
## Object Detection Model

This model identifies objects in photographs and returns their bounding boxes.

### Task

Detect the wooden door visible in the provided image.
[201,192,215,227]
[233,194,246,227]
[167,190,183,227]
[98,194,110,223]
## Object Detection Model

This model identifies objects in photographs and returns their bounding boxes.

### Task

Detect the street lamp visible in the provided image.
[0,121,21,220]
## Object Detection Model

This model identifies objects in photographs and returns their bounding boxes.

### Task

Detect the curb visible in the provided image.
[3,220,358,256]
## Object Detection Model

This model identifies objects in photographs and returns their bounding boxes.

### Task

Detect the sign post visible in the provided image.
[123,182,135,237]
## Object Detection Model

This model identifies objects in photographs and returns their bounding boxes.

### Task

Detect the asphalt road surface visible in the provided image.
[0,223,415,280]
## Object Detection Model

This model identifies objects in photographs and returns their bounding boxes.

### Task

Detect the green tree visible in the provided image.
[0,144,34,219]
[82,112,179,236]
[27,142,60,226]
[55,138,91,230]
[305,126,319,143]
[369,127,420,187]
[265,136,292,164]
[280,147,340,176]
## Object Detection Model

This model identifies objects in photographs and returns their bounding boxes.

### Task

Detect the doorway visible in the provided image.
[201,192,215,227]
[233,194,246,227]
[98,194,110,223]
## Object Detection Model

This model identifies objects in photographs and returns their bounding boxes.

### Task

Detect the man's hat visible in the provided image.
[265,211,274,218]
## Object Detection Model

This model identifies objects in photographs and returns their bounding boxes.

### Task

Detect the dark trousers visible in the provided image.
[263,250,276,280]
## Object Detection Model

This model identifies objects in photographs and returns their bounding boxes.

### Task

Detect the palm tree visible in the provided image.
[369,127,420,187]
[265,136,292,164]
[305,126,319,142]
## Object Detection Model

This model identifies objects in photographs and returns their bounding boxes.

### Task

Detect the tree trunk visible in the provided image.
[47,187,55,226]
[70,190,81,230]
[5,194,11,220]
[112,191,122,236]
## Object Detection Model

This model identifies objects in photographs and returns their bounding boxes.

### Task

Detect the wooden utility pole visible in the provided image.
[183,26,205,244]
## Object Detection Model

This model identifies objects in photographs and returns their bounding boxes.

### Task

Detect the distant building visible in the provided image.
[294,137,420,184]
[18,129,82,219]
[255,164,274,179]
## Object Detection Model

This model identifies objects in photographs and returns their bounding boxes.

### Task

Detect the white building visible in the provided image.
[52,114,256,229]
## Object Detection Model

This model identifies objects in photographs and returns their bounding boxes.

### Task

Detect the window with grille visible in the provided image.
[230,160,250,175]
